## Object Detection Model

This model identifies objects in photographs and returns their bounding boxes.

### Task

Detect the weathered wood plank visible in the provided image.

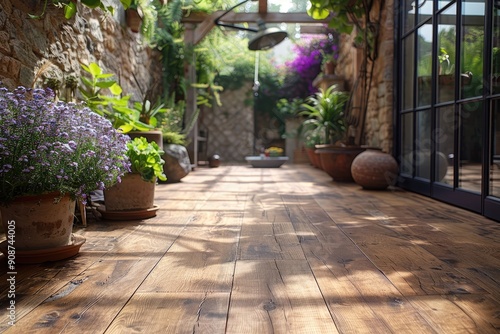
[105,292,230,334]
[226,259,339,334]
[2,259,159,333]
[138,213,239,293]
[408,294,500,334]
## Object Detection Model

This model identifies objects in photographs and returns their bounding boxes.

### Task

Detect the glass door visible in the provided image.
[397,0,500,218]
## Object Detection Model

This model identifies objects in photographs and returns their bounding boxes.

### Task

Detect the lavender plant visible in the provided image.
[0,85,131,205]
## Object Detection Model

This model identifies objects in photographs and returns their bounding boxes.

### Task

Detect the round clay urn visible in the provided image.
[208,154,221,168]
[351,149,399,190]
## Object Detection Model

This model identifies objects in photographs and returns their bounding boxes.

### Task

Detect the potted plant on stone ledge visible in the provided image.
[100,137,166,220]
[0,85,130,263]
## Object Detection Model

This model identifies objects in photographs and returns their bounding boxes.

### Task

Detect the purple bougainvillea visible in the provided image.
[0,85,130,204]
[280,33,339,100]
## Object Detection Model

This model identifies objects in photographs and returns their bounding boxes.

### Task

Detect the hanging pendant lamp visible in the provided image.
[214,0,288,51]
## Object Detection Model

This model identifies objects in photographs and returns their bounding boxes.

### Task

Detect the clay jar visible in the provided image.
[351,149,399,190]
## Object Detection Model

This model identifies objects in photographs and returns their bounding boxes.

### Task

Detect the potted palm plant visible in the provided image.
[0,85,130,262]
[301,84,365,181]
[100,137,166,220]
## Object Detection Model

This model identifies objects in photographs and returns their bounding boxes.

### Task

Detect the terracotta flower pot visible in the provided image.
[0,192,76,251]
[315,145,365,182]
[104,173,156,212]
[125,8,142,33]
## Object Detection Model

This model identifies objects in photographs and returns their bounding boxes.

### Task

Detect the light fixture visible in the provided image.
[214,0,288,51]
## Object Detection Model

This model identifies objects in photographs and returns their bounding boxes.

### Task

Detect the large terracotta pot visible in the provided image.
[0,192,76,251]
[316,145,366,182]
[104,173,156,211]
[351,149,399,190]
[306,147,322,169]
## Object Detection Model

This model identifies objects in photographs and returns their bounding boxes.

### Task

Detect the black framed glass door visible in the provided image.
[397,0,500,221]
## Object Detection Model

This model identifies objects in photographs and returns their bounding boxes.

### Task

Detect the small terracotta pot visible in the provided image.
[104,173,155,211]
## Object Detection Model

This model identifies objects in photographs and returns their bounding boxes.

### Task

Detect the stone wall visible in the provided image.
[0,0,161,101]
[336,0,394,154]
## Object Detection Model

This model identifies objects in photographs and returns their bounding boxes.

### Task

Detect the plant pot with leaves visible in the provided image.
[126,90,168,150]
[0,86,130,262]
[301,84,364,181]
[123,0,157,41]
[101,137,166,220]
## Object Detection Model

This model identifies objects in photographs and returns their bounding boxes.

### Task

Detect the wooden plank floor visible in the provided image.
[0,163,499,333]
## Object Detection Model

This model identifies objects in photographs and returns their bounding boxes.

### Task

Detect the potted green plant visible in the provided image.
[101,137,166,220]
[79,62,153,134]
[320,50,338,75]
[126,89,168,149]
[300,84,365,181]
[124,0,157,41]
[0,85,130,262]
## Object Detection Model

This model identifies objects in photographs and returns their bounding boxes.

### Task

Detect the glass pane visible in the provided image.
[436,106,454,184]
[418,0,434,26]
[401,113,414,176]
[458,102,483,193]
[403,36,416,110]
[461,1,485,100]
[415,109,432,179]
[417,23,433,107]
[438,0,453,10]
[403,0,416,34]
[492,3,500,94]
[490,100,500,197]
[437,4,456,103]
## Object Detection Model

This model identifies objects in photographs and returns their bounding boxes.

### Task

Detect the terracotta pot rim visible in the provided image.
[2,192,70,205]
[315,145,366,153]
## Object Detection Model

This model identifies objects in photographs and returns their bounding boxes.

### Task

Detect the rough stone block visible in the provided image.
[162,144,192,183]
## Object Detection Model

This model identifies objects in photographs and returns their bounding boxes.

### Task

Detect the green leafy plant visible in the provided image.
[31,0,131,19]
[300,84,349,145]
[438,47,454,75]
[134,98,168,128]
[79,62,152,133]
[126,0,158,42]
[127,137,167,182]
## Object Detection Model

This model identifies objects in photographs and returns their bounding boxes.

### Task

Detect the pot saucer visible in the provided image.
[0,234,86,264]
[97,204,159,221]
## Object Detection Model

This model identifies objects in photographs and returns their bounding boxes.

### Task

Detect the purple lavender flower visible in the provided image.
[0,84,130,204]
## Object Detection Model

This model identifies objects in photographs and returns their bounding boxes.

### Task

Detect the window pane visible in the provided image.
[416,109,432,179]
[401,113,414,176]
[492,3,500,94]
[490,100,500,197]
[437,4,456,103]
[438,0,453,10]
[403,0,416,34]
[458,101,483,192]
[417,23,433,107]
[461,1,485,100]
[436,106,454,184]
[403,36,416,110]
[418,0,434,26]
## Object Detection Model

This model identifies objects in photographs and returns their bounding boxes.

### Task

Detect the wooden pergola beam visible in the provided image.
[183,12,329,45]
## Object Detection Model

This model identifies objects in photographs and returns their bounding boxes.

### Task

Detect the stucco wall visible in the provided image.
[336,0,394,154]
[0,0,161,100]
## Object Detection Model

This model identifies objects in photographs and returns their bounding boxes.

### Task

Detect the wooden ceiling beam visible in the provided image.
[183,11,329,24]
[185,12,329,45]
[258,0,267,14]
